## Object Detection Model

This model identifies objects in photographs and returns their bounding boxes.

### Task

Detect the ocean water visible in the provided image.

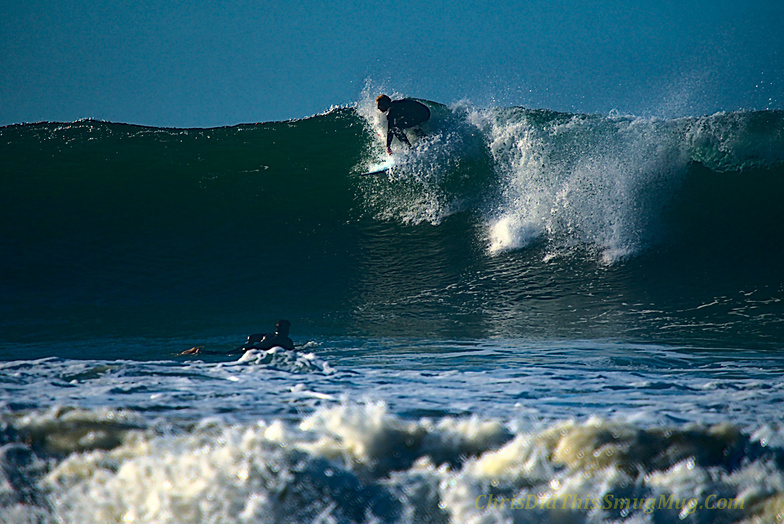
[1,96,784,523]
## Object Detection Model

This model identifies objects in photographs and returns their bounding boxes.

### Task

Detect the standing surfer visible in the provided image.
[376,95,431,154]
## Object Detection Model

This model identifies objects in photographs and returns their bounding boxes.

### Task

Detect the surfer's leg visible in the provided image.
[392,127,412,147]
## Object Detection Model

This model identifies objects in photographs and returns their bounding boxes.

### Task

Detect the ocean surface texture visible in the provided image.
[1,98,784,523]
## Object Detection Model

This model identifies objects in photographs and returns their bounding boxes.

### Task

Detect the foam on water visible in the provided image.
[236,347,336,375]
[5,403,783,523]
[1,341,784,522]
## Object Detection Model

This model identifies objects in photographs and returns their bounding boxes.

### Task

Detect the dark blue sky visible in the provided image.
[2,0,782,127]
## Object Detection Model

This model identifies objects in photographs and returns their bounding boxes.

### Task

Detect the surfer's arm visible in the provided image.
[178,346,224,356]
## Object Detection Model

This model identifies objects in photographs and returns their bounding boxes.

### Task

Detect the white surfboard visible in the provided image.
[360,156,396,176]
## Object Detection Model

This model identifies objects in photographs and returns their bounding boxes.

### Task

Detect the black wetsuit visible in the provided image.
[386,99,431,150]
[236,332,294,352]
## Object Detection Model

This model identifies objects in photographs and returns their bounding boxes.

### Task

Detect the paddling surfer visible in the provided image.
[232,319,294,352]
[179,319,295,356]
[376,95,431,154]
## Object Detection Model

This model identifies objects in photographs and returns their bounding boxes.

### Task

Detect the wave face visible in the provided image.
[2,105,784,352]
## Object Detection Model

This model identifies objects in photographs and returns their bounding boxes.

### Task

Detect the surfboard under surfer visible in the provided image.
[376,95,431,154]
